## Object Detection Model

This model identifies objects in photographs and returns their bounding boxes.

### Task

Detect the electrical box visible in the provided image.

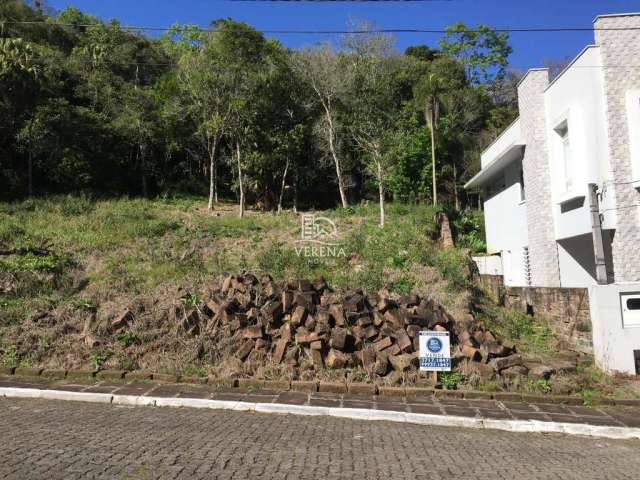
[621,292,640,328]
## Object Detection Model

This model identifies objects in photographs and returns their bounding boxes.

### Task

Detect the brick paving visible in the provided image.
[1,397,640,480]
[1,377,639,428]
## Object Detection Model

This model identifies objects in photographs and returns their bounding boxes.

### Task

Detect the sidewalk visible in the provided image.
[1,376,639,440]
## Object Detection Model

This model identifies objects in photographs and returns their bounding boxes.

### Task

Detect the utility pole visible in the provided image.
[588,183,608,284]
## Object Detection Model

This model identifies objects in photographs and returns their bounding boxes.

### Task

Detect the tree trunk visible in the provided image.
[293,170,298,214]
[428,102,437,207]
[376,157,385,228]
[207,134,218,212]
[324,107,348,208]
[277,157,290,214]
[236,140,245,219]
[453,162,460,210]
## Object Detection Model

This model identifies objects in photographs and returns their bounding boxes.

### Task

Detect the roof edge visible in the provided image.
[516,68,549,88]
[480,116,521,157]
[593,12,640,23]
[545,45,599,91]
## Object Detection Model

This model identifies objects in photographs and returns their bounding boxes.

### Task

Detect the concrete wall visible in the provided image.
[589,283,640,374]
[544,46,616,236]
[595,14,640,282]
[479,275,593,354]
[472,255,503,276]
[518,70,561,287]
[480,119,523,169]
[483,159,529,286]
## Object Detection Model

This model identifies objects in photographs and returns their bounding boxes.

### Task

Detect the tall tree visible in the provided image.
[343,24,400,227]
[292,43,350,208]
[439,22,512,84]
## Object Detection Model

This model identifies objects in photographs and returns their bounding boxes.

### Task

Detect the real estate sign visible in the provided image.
[419,331,451,371]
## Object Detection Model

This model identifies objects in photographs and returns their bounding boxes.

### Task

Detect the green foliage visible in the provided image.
[1,345,19,368]
[0,253,60,273]
[114,332,139,348]
[527,378,552,393]
[181,293,201,308]
[439,22,513,84]
[428,248,472,290]
[439,371,464,390]
[448,209,486,253]
[90,347,110,371]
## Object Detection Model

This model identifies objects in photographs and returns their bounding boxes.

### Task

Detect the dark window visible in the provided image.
[519,168,525,201]
[635,350,640,376]
[627,298,640,310]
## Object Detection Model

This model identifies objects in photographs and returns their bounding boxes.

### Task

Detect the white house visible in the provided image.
[465,13,640,374]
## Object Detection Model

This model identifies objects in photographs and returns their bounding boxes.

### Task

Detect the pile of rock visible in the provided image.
[140,272,522,379]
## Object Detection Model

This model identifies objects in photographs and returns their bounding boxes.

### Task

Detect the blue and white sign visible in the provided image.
[419,331,451,371]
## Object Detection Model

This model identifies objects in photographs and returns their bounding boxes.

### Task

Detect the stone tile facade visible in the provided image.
[517,70,561,287]
[595,14,640,282]
[479,275,592,354]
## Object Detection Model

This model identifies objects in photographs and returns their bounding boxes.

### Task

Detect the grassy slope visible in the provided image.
[0,196,637,399]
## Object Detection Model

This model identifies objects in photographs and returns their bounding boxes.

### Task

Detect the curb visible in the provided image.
[2,386,639,440]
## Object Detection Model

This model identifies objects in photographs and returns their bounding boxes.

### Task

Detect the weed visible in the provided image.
[115,352,135,371]
[1,345,18,368]
[390,274,416,295]
[439,371,464,390]
[527,378,552,393]
[181,293,201,308]
[114,332,139,348]
[74,299,97,311]
[90,347,110,371]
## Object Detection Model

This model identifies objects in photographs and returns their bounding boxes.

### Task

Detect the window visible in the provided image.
[519,167,525,201]
[554,121,573,193]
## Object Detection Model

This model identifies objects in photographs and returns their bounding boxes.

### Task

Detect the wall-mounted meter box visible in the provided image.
[621,292,640,328]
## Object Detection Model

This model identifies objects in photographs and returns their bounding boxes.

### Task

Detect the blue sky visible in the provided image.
[48,0,640,69]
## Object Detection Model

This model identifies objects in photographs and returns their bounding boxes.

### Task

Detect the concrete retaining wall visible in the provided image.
[479,274,592,354]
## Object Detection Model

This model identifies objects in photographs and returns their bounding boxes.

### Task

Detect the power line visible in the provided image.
[4,19,640,34]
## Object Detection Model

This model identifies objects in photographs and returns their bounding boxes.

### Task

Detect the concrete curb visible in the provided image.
[2,387,639,441]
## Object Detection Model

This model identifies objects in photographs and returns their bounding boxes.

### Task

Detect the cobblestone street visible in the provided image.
[1,398,639,480]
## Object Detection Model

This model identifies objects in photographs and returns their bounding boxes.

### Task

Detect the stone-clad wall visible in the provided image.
[517,70,561,287]
[595,14,640,282]
[479,275,593,354]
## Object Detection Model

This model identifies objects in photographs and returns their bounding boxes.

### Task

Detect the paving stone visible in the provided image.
[567,406,609,417]
[210,392,247,402]
[113,384,156,396]
[510,412,551,422]
[501,402,538,412]
[375,402,407,412]
[275,392,309,406]
[2,397,640,480]
[309,398,341,408]
[342,400,375,410]
[244,395,277,404]
[477,409,513,420]
[407,405,442,415]
[148,385,182,397]
[83,384,121,394]
[176,388,215,399]
[442,407,478,418]
[531,403,571,414]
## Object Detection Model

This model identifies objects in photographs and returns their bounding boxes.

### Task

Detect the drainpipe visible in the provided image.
[588,183,608,284]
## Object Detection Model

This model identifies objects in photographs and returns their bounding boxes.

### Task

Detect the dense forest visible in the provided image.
[0,0,521,221]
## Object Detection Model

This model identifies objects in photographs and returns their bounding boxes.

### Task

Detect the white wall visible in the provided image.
[544,46,617,237]
[483,159,529,286]
[472,255,503,276]
[480,119,523,169]
[557,234,597,287]
[589,283,640,374]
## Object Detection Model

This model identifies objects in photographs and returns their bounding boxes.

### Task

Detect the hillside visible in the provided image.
[0,196,638,400]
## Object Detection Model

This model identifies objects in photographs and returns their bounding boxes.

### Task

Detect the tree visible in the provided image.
[413,57,467,207]
[292,43,350,208]
[343,24,400,226]
[439,22,512,84]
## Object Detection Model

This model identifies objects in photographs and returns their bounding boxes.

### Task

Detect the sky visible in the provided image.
[47,0,640,70]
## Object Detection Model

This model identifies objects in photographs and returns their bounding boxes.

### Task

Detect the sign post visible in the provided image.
[419,331,451,383]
